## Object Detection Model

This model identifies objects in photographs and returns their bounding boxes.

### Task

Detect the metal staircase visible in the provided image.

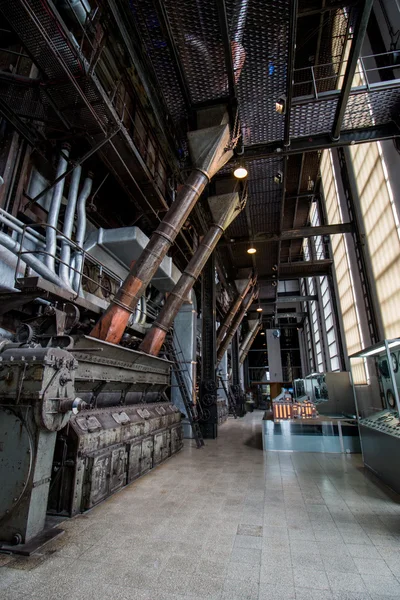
[218,374,237,419]
[164,334,204,448]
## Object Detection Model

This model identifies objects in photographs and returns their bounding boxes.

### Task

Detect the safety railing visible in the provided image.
[293,50,400,101]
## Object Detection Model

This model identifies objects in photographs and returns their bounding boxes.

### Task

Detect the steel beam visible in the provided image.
[251,295,317,304]
[275,312,307,319]
[284,0,298,147]
[220,223,353,245]
[331,0,374,140]
[216,0,236,103]
[242,123,399,160]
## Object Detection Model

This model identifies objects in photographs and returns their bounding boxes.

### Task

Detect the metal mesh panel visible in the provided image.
[290,98,338,137]
[0,0,84,80]
[343,88,400,130]
[0,83,58,123]
[128,0,187,122]
[228,0,290,144]
[163,0,228,104]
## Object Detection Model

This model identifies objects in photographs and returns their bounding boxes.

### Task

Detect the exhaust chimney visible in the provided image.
[140,192,243,356]
[90,120,233,344]
[217,286,257,364]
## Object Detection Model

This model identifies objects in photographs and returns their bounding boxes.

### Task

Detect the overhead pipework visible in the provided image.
[216,275,254,348]
[217,284,258,364]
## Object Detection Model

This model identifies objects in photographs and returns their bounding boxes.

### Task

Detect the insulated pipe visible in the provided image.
[216,277,253,349]
[139,193,242,356]
[239,321,262,365]
[45,145,70,272]
[217,288,257,364]
[90,122,233,345]
[60,165,81,286]
[72,174,93,292]
[0,213,45,249]
[0,232,73,290]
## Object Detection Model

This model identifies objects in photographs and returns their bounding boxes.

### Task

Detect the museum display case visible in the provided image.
[350,338,400,493]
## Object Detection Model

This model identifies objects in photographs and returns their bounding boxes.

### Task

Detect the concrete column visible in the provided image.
[267,330,283,382]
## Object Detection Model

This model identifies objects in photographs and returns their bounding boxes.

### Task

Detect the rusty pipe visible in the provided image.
[239,320,262,364]
[140,193,242,356]
[217,288,256,364]
[90,169,208,343]
[216,277,253,348]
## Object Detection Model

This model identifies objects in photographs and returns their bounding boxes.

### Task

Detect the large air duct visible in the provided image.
[71,174,93,291]
[90,121,233,344]
[59,165,81,286]
[216,277,253,348]
[217,287,257,364]
[239,319,262,364]
[140,192,243,356]
[45,145,70,272]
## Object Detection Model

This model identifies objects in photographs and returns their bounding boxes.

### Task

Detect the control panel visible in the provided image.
[360,409,400,437]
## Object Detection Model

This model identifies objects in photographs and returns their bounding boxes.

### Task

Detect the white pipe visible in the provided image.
[60,165,81,285]
[0,209,46,245]
[45,146,70,271]
[72,175,93,292]
[0,232,73,291]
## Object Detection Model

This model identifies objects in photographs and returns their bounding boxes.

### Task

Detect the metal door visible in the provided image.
[110,446,127,493]
[127,441,142,482]
[140,437,153,474]
[85,452,111,509]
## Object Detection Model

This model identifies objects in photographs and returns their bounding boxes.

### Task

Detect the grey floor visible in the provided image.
[2,411,400,600]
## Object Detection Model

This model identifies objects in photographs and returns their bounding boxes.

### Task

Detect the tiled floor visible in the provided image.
[2,410,400,599]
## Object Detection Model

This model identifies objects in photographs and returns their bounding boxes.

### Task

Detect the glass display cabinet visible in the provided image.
[350,338,400,493]
[293,372,355,416]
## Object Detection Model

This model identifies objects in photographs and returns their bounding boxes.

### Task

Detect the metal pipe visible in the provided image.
[239,320,262,364]
[284,0,298,147]
[60,165,81,286]
[90,122,233,345]
[216,277,253,348]
[140,193,242,356]
[0,232,72,290]
[0,212,45,248]
[45,145,70,272]
[72,174,93,291]
[217,288,257,364]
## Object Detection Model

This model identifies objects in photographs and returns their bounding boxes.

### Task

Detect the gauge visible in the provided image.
[387,389,396,409]
[391,353,399,373]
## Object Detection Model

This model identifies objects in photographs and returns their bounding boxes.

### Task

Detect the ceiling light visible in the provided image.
[247,247,257,254]
[272,264,278,271]
[256,306,263,312]
[234,165,248,179]
[260,331,265,335]
[272,281,277,287]
[275,95,287,115]
[274,171,283,184]
[263,343,266,346]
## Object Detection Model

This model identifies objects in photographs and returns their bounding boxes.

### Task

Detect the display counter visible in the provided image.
[262,412,360,453]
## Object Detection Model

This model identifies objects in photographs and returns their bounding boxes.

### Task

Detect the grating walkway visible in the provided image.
[1,411,400,599]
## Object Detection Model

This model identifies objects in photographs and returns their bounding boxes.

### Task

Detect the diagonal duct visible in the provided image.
[216,276,253,348]
[239,319,262,364]
[90,121,233,344]
[217,285,257,364]
[140,192,243,356]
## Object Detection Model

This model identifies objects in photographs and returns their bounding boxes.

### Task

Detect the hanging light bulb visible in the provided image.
[247,247,257,254]
[256,306,263,312]
[234,165,248,179]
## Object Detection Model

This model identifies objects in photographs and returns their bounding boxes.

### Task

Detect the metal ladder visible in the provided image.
[219,374,238,418]
[164,335,205,449]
